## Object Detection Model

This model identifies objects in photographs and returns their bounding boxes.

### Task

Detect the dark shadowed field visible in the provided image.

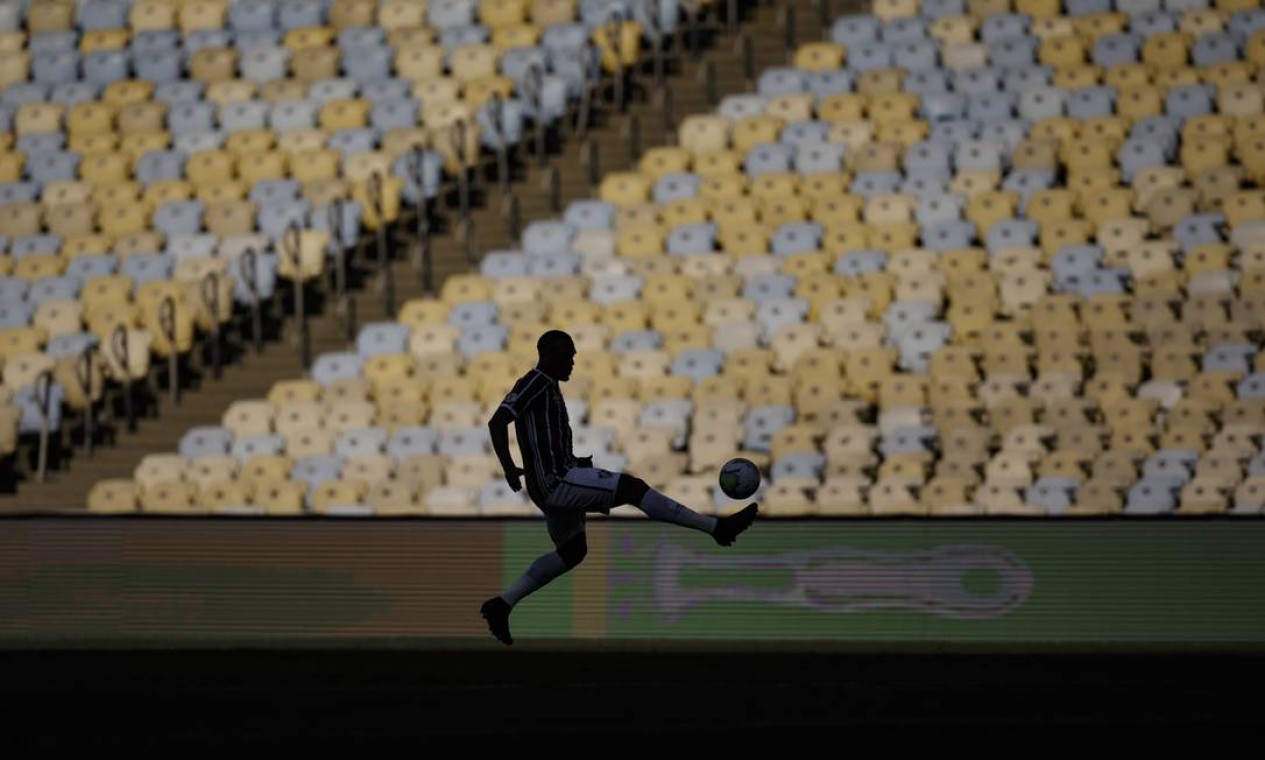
[3,645,1260,748]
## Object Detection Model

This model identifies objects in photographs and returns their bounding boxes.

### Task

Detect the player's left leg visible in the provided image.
[613,473,715,532]
[609,470,748,541]
[613,473,758,546]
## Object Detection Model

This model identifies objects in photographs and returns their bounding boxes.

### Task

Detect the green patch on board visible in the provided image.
[502,523,572,637]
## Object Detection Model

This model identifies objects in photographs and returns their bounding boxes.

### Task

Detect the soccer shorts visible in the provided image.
[540,467,620,545]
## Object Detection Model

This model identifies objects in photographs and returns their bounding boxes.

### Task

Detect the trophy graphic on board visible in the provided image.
[640,540,1035,623]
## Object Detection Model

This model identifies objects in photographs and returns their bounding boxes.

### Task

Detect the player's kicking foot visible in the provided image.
[480,596,513,645]
[713,503,758,547]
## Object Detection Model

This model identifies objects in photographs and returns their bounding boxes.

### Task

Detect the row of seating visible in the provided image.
[0,0,673,37]
[0,0,675,468]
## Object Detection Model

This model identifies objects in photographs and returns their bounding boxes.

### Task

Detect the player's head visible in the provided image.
[537,329,576,381]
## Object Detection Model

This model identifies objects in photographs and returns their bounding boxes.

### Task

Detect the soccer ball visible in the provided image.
[718,458,761,500]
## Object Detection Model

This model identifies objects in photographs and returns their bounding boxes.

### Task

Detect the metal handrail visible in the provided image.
[200,271,222,380]
[74,343,98,457]
[158,294,179,407]
[523,63,549,167]
[603,11,627,112]
[283,221,311,368]
[406,146,435,297]
[34,370,53,482]
[110,324,135,433]
[327,198,357,341]
[239,246,264,354]
[448,119,472,220]
[367,172,395,319]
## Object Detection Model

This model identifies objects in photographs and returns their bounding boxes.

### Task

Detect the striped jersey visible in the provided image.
[498,367,575,504]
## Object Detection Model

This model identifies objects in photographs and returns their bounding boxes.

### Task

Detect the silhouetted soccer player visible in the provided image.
[481,330,758,645]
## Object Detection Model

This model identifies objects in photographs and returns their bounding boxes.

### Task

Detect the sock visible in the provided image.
[636,488,718,534]
[500,551,570,608]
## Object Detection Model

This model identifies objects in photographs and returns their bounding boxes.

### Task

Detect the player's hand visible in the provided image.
[505,466,525,492]
[578,455,594,468]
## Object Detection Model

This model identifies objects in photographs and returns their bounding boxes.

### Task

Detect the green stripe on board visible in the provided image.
[501,521,573,638]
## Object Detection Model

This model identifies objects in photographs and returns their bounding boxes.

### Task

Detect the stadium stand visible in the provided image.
[0,0,690,493]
